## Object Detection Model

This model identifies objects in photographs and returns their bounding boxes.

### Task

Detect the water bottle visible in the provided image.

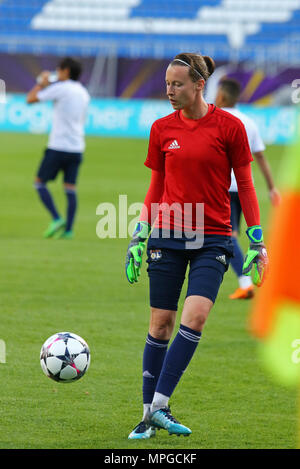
[48,72,58,83]
[36,72,58,85]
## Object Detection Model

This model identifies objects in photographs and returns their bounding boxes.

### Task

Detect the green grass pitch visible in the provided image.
[0,132,298,449]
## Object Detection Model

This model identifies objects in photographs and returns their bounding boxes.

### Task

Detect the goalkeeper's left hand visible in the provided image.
[242,225,269,287]
[125,221,151,284]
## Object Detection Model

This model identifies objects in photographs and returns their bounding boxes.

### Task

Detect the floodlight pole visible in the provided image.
[88,48,118,98]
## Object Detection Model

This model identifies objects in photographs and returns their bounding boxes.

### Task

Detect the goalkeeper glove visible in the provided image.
[125,221,151,284]
[242,225,268,287]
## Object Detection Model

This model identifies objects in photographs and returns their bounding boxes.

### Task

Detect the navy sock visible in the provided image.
[35,182,60,220]
[230,236,244,277]
[65,188,77,232]
[143,333,169,405]
[155,324,201,398]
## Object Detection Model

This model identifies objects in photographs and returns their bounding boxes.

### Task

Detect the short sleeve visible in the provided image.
[37,82,64,102]
[144,121,165,172]
[226,120,253,169]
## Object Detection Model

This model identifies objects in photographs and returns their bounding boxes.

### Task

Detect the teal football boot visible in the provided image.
[149,407,192,436]
[128,421,156,440]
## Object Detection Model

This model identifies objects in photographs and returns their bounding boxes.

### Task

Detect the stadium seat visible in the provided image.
[0,0,298,62]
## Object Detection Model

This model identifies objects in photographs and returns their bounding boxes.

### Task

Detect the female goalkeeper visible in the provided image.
[125,52,268,439]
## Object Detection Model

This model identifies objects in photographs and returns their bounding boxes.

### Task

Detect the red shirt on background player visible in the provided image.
[126,53,268,439]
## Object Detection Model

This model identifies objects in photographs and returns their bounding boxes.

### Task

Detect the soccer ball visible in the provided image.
[40,332,90,383]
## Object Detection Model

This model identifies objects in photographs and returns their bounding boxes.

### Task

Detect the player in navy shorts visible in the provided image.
[215,78,280,299]
[27,57,90,239]
[125,52,268,439]
[37,149,82,190]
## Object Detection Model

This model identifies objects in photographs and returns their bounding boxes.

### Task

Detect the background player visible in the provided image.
[27,57,90,239]
[215,78,280,299]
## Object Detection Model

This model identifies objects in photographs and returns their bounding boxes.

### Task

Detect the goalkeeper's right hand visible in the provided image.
[125,221,151,284]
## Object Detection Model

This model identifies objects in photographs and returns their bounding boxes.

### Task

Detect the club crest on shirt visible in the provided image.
[150,249,162,261]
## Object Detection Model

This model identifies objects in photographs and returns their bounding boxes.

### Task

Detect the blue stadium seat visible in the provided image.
[0,0,298,63]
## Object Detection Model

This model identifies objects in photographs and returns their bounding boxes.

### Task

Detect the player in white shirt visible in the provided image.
[215,78,280,299]
[27,57,90,239]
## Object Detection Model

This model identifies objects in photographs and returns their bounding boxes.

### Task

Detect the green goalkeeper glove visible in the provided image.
[242,225,268,287]
[125,221,151,284]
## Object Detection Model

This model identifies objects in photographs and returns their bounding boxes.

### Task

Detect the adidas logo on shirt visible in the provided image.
[168,139,180,149]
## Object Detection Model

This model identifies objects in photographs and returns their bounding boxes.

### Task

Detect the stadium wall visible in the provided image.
[0,93,298,144]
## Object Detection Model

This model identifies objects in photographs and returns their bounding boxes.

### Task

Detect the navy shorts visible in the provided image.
[230,191,242,233]
[37,148,82,184]
[146,241,233,311]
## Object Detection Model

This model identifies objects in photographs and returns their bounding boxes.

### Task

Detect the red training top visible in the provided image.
[142,105,259,235]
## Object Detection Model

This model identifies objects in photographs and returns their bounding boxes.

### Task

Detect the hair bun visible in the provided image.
[202,56,215,77]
